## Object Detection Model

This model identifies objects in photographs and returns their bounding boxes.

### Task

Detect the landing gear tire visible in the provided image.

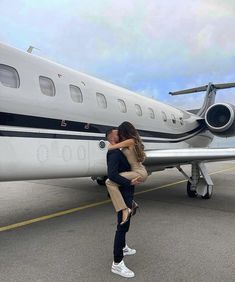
[187,180,198,198]
[201,185,213,200]
[96,176,108,186]
[97,179,104,186]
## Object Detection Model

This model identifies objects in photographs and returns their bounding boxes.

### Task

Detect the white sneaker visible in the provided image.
[123,245,136,256]
[111,260,135,278]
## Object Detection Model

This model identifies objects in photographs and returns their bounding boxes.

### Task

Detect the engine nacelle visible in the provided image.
[205,103,235,137]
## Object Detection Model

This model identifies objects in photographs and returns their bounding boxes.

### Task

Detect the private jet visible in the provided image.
[1,42,235,199]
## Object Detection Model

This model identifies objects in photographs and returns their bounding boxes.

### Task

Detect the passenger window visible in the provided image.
[179,117,184,125]
[171,114,176,124]
[70,85,83,103]
[118,99,127,113]
[0,64,20,88]
[162,111,167,122]
[148,108,155,119]
[96,93,107,109]
[39,76,55,97]
[135,104,142,116]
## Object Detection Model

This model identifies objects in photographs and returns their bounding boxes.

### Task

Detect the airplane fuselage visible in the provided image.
[0,43,213,181]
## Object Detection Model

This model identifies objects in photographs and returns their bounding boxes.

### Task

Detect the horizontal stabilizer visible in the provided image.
[169,82,235,95]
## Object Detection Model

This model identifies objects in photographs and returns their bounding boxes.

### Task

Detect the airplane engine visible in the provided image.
[205,103,235,137]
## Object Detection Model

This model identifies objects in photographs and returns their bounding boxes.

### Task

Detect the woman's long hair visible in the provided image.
[118,121,146,162]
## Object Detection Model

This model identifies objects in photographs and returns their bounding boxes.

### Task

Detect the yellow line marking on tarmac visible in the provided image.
[1,165,235,232]
[0,199,111,232]
[136,165,235,196]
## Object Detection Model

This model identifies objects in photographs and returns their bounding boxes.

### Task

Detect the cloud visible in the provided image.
[1,0,235,146]
[1,0,235,102]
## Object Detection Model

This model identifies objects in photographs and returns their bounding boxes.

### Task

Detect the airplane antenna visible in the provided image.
[27,46,40,54]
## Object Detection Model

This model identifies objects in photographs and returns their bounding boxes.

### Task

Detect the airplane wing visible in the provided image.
[143,147,235,198]
[144,148,235,169]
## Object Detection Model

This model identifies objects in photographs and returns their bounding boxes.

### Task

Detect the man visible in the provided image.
[106,128,140,278]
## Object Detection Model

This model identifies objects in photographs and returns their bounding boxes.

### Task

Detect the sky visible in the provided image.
[0,0,235,146]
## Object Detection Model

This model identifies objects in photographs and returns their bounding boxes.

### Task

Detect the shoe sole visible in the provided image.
[111,268,135,278]
[123,251,136,256]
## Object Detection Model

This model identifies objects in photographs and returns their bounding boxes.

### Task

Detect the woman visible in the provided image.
[106,121,148,225]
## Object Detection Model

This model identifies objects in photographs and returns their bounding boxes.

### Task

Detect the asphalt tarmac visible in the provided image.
[1,162,235,282]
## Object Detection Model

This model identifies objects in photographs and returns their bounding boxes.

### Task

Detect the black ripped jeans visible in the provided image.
[113,185,134,263]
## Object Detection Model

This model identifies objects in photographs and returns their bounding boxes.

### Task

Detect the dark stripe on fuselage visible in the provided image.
[0,129,204,143]
[0,130,102,140]
[0,112,205,140]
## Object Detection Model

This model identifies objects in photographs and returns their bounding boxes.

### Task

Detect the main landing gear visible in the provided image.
[91,176,110,198]
[177,162,213,199]
[92,176,108,186]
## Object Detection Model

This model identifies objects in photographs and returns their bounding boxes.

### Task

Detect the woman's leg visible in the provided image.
[119,171,144,216]
[106,179,128,212]
[106,170,147,220]
[119,171,142,181]
[106,171,142,212]
[120,168,148,182]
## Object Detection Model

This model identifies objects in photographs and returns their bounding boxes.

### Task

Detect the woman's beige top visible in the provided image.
[122,147,148,180]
